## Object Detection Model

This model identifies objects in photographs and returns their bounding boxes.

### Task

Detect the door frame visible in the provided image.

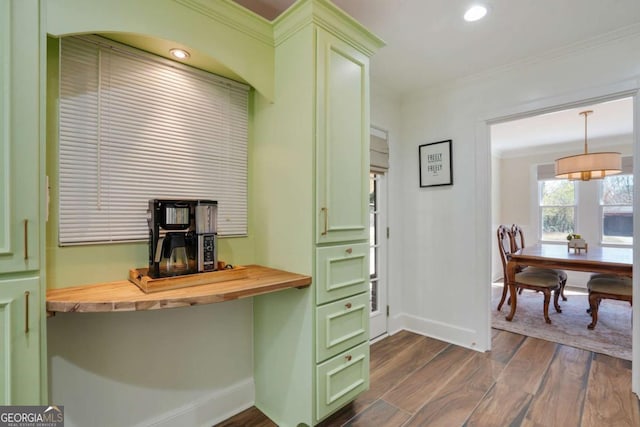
[369,126,389,340]
[478,81,640,394]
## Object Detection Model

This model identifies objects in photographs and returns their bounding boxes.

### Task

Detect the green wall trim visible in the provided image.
[46,0,275,100]
[273,0,385,56]
[174,0,273,45]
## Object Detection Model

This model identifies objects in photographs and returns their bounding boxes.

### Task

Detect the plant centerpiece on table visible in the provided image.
[567,233,588,253]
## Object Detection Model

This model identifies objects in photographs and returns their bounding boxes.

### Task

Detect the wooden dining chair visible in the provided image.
[511,224,569,301]
[586,274,632,329]
[497,225,562,323]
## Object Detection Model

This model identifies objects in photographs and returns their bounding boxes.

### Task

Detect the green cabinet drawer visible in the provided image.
[316,341,369,422]
[316,292,368,362]
[316,243,368,305]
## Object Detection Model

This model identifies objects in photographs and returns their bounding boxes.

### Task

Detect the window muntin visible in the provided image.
[539,180,576,241]
[600,174,633,244]
[369,173,379,312]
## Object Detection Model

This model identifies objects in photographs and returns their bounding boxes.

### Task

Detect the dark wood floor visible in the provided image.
[216,329,640,426]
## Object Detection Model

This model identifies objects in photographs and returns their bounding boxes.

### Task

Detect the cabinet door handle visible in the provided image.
[321,207,328,236]
[23,219,29,260]
[345,248,352,254]
[345,302,352,309]
[345,355,352,362]
[25,291,30,333]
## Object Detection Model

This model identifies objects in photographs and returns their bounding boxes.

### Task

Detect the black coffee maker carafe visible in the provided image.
[160,232,191,275]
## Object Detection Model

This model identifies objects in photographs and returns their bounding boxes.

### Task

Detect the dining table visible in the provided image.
[505,243,632,322]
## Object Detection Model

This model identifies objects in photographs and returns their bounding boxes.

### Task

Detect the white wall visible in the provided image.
[388,27,640,354]
[48,301,254,427]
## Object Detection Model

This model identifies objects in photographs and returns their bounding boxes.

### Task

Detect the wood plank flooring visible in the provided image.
[215,329,640,427]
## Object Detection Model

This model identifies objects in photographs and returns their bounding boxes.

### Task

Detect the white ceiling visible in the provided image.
[234,0,639,155]
[491,97,634,157]
[236,0,640,94]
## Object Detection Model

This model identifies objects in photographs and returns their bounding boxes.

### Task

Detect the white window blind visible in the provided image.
[59,36,249,245]
[370,127,389,173]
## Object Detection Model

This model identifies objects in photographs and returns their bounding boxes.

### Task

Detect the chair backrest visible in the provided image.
[511,224,525,252]
[496,225,513,276]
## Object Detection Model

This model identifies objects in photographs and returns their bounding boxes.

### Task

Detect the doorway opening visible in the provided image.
[489,95,634,360]
[370,127,389,340]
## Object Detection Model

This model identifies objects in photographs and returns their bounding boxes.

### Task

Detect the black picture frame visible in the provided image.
[419,139,453,187]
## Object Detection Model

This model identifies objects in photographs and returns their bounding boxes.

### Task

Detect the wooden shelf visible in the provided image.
[46,265,311,315]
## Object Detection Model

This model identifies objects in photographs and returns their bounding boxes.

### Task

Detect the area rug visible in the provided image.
[491,283,632,360]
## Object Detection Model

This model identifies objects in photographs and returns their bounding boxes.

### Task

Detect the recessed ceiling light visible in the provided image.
[169,48,190,60]
[464,5,487,22]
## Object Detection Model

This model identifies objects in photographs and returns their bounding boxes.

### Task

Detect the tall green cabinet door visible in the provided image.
[0,277,41,404]
[0,0,45,406]
[0,0,42,274]
[315,30,370,245]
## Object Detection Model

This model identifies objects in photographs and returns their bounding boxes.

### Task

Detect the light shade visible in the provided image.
[554,109,622,181]
[555,152,621,181]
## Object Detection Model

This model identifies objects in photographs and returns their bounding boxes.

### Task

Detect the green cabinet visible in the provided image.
[316,292,369,363]
[252,1,382,425]
[315,30,370,245]
[0,0,46,406]
[0,0,42,274]
[0,277,42,404]
[316,341,369,421]
[312,23,375,425]
[316,243,368,305]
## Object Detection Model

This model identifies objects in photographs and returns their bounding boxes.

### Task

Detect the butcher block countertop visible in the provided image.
[46,265,311,315]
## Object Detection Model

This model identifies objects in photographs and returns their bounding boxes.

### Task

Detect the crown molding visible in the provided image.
[410,22,640,99]
[273,0,385,57]
[174,0,273,46]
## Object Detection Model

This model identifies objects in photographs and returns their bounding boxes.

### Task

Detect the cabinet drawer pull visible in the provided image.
[23,219,28,260]
[345,303,352,309]
[25,291,30,333]
[321,207,328,235]
[345,355,352,362]
[345,247,352,254]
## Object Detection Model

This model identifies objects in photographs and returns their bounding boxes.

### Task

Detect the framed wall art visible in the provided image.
[419,139,453,187]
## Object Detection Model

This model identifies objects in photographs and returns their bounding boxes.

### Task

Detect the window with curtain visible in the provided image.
[58,36,249,245]
[369,127,387,314]
[370,129,389,174]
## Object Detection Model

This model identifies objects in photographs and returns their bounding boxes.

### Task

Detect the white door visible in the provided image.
[369,172,388,339]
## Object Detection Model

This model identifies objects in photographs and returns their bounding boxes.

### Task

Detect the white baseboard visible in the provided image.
[394,313,488,352]
[138,378,255,427]
[131,314,487,427]
[370,333,389,344]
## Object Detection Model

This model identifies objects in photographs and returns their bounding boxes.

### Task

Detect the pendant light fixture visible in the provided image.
[554,110,621,181]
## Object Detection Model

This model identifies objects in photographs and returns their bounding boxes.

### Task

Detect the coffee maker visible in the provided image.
[147,199,218,278]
